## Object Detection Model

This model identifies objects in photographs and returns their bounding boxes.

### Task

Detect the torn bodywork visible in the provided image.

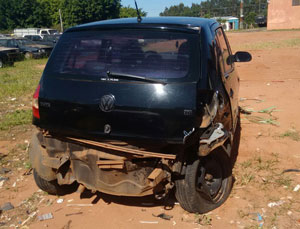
[29,130,176,197]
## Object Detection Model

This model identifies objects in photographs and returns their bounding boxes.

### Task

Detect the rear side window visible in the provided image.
[45,30,199,81]
[215,28,232,73]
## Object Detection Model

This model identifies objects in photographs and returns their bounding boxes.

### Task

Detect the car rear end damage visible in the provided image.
[29,17,251,213]
[30,130,178,197]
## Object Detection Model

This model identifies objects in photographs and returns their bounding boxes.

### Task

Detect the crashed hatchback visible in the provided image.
[29,17,251,213]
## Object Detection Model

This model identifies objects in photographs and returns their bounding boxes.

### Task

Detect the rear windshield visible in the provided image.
[45,29,199,81]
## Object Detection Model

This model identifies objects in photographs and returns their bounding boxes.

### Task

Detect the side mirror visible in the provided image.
[233,51,252,62]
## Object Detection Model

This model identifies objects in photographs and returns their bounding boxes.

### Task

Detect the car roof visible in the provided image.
[69,17,218,32]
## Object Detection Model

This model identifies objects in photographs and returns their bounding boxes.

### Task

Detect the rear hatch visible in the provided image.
[36,28,201,143]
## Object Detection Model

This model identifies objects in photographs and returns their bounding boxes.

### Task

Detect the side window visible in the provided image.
[0,40,7,46]
[7,40,14,47]
[215,28,232,74]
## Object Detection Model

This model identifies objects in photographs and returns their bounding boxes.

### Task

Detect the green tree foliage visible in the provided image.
[0,0,121,31]
[245,11,256,25]
[120,6,147,18]
[39,0,63,26]
[160,0,268,25]
[0,0,52,30]
[62,0,121,28]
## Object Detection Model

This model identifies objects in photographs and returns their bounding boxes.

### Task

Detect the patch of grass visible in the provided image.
[241,159,252,169]
[280,129,300,141]
[236,38,300,50]
[254,155,278,171]
[0,109,32,131]
[0,58,47,101]
[240,172,255,186]
[194,214,212,226]
[274,175,292,187]
[24,161,32,169]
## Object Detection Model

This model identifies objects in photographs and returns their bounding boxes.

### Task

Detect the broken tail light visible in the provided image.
[32,84,40,119]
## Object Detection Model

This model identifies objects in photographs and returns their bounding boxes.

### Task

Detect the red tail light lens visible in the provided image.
[32,84,40,119]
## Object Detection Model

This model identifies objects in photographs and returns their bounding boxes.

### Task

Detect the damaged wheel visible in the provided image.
[33,169,78,195]
[175,151,232,213]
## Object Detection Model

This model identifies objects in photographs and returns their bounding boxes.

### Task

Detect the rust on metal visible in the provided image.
[65,137,176,160]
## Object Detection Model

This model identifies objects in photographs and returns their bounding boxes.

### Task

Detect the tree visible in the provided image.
[39,0,63,27]
[62,0,121,28]
[119,6,147,18]
[0,0,52,30]
[245,11,256,26]
[159,0,268,20]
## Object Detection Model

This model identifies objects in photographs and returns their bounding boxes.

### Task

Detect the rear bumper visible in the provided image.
[29,130,174,196]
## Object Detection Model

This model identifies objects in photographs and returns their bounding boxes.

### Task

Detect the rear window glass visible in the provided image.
[45,30,199,81]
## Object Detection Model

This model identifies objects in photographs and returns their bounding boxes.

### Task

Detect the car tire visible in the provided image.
[175,151,233,213]
[25,52,33,59]
[0,58,3,68]
[33,169,78,195]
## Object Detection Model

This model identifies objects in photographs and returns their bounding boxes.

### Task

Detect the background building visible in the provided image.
[213,16,239,31]
[267,0,300,30]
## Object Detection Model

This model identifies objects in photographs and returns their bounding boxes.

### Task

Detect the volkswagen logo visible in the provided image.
[99,94,115,112]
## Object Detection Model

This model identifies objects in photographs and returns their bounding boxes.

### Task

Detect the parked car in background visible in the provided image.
[0,37,52,59]
[14,28,59,38]
[0,46,21,68]
[255,15,267,27]
[24,35,60,48]
[29,17,252,214]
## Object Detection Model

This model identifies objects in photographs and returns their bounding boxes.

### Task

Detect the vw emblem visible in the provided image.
[99,94,115,112]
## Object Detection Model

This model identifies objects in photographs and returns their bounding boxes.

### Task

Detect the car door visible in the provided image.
[215,27,239,130]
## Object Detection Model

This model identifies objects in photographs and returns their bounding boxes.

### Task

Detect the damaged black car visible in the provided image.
[29,17,251,213]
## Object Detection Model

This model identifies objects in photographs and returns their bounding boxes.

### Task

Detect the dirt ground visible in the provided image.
[1,29,300,229]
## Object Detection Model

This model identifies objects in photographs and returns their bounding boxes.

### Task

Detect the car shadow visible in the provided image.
[80,188,177,210]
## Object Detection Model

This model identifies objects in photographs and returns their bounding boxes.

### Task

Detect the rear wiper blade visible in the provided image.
[106,71,167,85]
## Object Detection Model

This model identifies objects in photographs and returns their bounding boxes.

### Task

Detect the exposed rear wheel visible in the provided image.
[33,169,78,195]
[175,151,233,213]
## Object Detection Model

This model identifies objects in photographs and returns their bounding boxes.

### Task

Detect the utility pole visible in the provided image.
[59,9,63,33]
[240,0,244,29]
[259,0,261,15]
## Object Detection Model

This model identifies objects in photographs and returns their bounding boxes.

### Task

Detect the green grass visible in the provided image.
[236,38,300,50]
[0,109,32,130]
[280,129,300,141]
[0,58,47,101]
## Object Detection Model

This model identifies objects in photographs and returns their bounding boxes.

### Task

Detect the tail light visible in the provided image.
[32,84,40,119]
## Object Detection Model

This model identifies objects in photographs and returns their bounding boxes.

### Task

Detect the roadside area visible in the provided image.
[0,30,300,228]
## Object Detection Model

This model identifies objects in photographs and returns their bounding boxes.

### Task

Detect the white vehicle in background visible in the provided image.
[13,28,59,38]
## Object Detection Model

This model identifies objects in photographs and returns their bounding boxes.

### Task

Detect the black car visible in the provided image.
[24,35,60,48]
[29,17,251,213]
[0,46,20,68]
[0,37,53,59]
[255,15,267,27]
